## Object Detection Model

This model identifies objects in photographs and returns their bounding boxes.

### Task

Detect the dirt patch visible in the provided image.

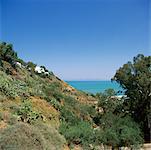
[30,97,60,128]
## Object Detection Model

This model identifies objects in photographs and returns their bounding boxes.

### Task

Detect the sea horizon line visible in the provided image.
[65,80,113,82]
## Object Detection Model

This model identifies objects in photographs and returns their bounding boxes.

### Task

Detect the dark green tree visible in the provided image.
[94,89,143,148]
[0,42,7,57]
[96,113,143,149]
[112,54,151,142]
[0,42,18,66]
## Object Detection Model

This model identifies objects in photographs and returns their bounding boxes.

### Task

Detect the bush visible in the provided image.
[60,107,81,124]
[42,82,63,101]
[16,100,40,123]
[0,123,46,150]
[63,95,96,121]
[25,76,45,97]
[0,58,2,67]
[0,72,18,98]
[0,122,66,150]
[63,95,77,107]
[95,112,143,148]
[49,98,61,110]
[0,71,30,99]
[34,123,66,150]
[79,104,96,119]
[59,121,95,148]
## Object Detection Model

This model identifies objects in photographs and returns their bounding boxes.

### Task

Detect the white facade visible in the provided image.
[35,66,45,73]
[16,62,22,68]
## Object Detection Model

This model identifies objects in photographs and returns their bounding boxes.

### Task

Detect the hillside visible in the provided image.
[0,42,145,150]
[0,42,99,150]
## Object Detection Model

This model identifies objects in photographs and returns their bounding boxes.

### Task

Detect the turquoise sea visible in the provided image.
[66,81,123,94]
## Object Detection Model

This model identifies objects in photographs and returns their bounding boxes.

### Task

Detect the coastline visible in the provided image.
[66,80,123,94]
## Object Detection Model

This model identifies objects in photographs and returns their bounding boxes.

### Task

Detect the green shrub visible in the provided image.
[49,98,61,110]
[12,80,30,97]
[42,82,63,102]
[79,104,96,118]
[16,100,40,123]
[63,95,96,121]
[0,72,18,98]
[95,112,143,148]
[63,95,77,107]
[60,107,81,125]
[0,71,30,99]
[59,121,95,149]
[25,76,45,97]
[0,58,2,67]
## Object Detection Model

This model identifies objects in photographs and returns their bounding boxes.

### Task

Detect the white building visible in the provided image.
[16,62,22,68]
[35,66,45,74]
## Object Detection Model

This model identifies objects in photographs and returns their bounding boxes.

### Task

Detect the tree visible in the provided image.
[112,54,151,142]
[0,42,7,57]
[0,58,2,67]
[96,89,122,114]
[0,42,18,66]
[94,89,143,148]
[96,113,143,149]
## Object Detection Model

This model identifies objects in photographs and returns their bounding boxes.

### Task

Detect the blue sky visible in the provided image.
[0,0,150,80]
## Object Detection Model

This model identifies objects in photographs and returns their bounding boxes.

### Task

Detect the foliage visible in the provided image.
[0,58,2,67]
[112,54,151,142]
[60,107,81,124]
[64,95,95,117]
[59,95,97,149]
[49,98,61,110]
[59,95,97,148]
[0,42,147,148]
[0,122,66,150]
[0,123,46,150]
[94,88,143,148]
[0,72,18,98]
[26,61,36,71]
[0,42,18,67]
[63,95,77,108]
[0,71,30,98]
[25,75,45,97]
[42,82,63,100]
[16,100,40,123]
[34,123,66,150]
[59,121,95,149]
[97,89,123,114]
[96,113,143,148]
[79,104,96,119]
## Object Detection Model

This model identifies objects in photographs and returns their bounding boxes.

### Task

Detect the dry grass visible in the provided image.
[30,96,60,128]
[0,121,7,129]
